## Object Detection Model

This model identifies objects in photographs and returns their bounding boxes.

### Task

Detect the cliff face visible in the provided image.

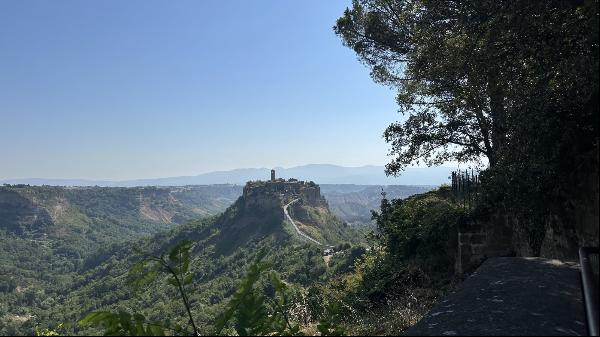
[243,179,326,207]
[0,185,241,245]
[241,187,284,213]
[238,179,353,245]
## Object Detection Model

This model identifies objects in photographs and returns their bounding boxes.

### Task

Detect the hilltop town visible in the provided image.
[242,169,327,207]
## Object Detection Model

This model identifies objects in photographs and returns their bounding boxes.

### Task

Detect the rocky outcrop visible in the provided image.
[239,178,350,245]
[243,179,326,207]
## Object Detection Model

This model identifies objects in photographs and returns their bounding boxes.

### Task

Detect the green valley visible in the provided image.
[0,178,372,335]
[1,0,597,335]
[0,184,240,334]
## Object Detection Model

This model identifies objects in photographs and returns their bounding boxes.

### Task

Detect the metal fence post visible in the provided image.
[579,247,599,336]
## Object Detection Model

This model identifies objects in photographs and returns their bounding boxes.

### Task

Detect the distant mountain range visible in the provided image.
[1,164,455,187]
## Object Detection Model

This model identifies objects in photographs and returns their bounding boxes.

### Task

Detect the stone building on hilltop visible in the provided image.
[242,169,325,206]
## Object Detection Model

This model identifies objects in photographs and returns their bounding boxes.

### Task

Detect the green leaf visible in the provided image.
[168,240,192,274]
[80,310,168,336]
[183,273,194,285]
[127,260,158,290]
[167,277,178,287]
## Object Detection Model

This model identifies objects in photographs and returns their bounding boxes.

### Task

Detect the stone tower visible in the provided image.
[271,169,275,181]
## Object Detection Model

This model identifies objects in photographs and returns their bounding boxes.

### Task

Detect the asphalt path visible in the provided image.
[405,257,586,336]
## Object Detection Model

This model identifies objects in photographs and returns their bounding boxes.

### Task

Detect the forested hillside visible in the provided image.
[0,181,360,335]
[40,186,463,336]
[0,182,440,335]
[0,184,241,334]
[1,0,597,335]
[0,185,241,264]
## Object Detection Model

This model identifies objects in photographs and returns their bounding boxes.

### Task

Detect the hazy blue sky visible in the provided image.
[0,0,402,180]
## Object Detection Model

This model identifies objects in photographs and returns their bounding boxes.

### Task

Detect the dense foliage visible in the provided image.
[335,0,598,254]
[3,1,596,334]
[292,188,463,335]
[1,179,464,336]
[2,186,360,335]
[0,185,230,335]
[72,187,461,336]
[80,244,346,336]
[2,178,443,336]
[371,187,463,274]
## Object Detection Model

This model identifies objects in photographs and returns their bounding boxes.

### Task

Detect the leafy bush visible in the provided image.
[80,242,345,336]
[372,188,463,274]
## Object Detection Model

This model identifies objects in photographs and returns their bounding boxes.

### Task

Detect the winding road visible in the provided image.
[283,199,323,246]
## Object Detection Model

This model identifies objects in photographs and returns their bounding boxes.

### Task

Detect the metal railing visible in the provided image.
[451,169,480,210]
[579,246,599,336]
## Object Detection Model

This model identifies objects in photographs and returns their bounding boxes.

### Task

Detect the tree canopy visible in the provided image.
[335,0,598,175]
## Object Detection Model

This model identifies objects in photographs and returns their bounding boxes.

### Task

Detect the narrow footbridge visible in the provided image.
[405,257,586,336]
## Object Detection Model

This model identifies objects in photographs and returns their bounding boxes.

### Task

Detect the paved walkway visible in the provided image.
[405,257,586,336]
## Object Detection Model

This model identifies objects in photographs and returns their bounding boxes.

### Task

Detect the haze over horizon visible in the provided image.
[0,164,458,186]
[0,0,410,181]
